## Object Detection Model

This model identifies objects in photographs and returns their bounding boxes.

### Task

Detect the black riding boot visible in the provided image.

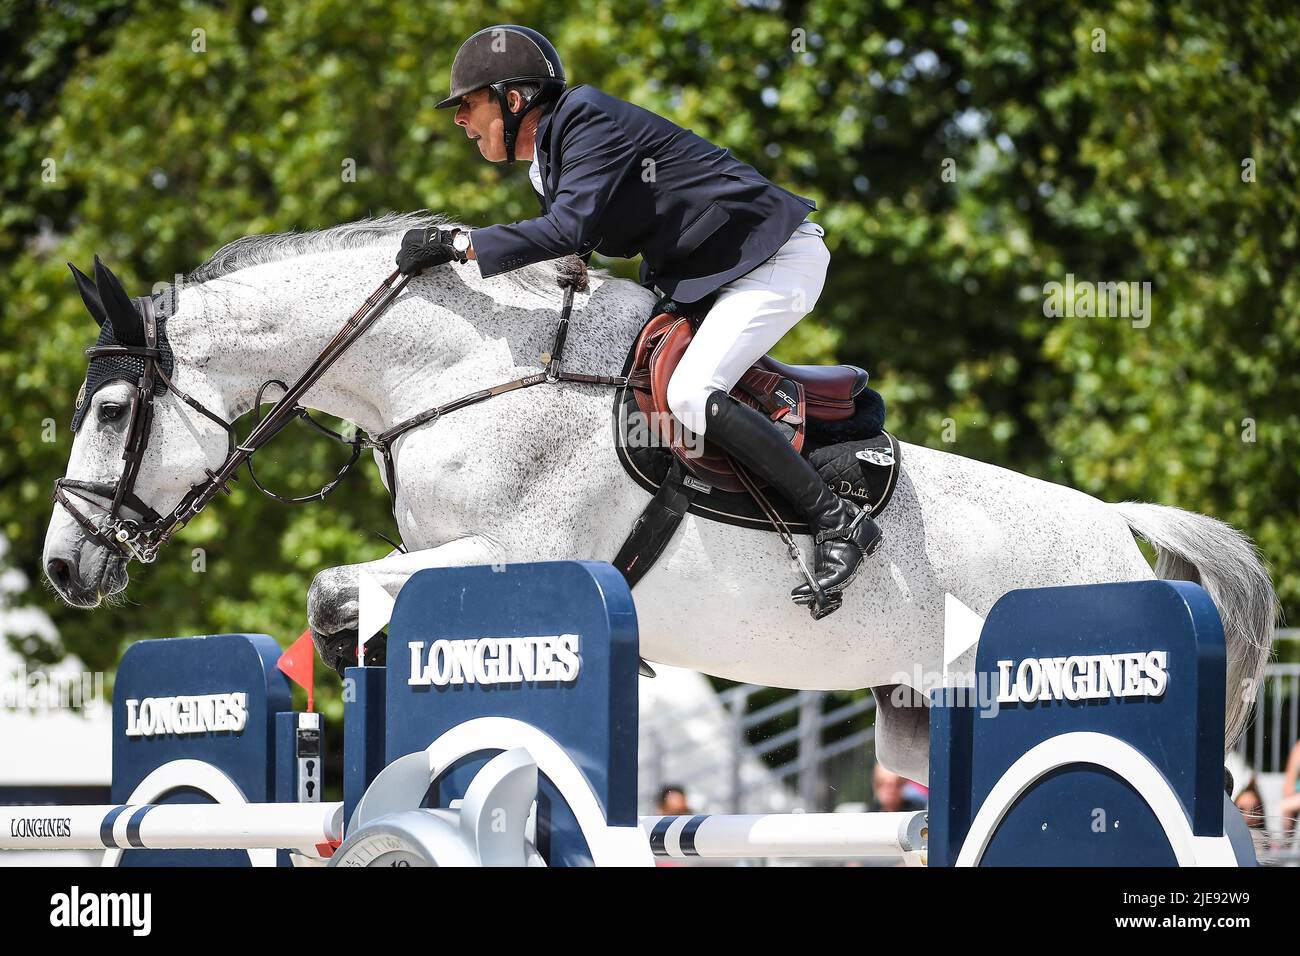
[702,390,883,618]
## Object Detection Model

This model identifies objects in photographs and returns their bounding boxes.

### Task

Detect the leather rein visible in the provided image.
[53,265,623,565]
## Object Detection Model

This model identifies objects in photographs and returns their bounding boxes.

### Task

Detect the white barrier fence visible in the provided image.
[0,803,926,865]
[642,810,927,865]
[0,803,344,854]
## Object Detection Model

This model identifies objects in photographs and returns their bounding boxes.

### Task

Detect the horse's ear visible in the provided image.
[92,255,146,346]
[68,262,107,327]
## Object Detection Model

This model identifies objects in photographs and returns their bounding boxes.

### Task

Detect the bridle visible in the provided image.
[53,263,624,566]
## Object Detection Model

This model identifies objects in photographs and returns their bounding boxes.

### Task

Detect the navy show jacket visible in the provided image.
[471,84,817,304]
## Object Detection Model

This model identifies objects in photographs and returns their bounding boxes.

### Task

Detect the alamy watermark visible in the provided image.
[1043,273,1152,328]
[617,408,705,457]
[1,665,105,715]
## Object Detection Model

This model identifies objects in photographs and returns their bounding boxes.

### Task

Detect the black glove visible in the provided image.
[396,227,466,276]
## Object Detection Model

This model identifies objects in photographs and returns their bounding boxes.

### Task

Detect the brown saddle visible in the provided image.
[626,312,870,493]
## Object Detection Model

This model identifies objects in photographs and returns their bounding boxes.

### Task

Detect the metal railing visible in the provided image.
[1236,629,1299,774]
[1235,628,1299,866]
[639,683,879,814]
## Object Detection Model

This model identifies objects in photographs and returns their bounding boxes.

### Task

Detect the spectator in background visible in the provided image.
[1233,775,1267,830]
[657,785,691,816]
[868,764,926,813]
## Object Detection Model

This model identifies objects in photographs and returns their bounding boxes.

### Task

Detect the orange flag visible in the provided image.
[277,629,317,712]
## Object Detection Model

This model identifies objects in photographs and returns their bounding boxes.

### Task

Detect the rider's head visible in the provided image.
[437,25,565,164]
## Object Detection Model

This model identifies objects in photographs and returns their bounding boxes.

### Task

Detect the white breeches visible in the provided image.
[666,219,830,435]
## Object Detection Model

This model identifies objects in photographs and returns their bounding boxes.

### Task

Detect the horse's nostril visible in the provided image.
[46,557,72,590]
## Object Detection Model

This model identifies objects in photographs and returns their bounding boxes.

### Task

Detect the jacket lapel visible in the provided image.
[533,97,563,209]
[528,86,579,211]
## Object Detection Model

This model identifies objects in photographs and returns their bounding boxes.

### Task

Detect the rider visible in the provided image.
[397,25,883,614]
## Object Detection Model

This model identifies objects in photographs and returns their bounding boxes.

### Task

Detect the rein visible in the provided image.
[54,264,625,564]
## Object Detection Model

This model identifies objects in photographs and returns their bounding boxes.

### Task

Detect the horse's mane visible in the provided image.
[187,211,606,291]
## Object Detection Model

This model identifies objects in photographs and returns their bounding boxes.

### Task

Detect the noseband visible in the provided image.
[53,263,620,567]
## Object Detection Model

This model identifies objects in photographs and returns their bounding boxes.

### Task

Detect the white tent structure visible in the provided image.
[0,536,111,865]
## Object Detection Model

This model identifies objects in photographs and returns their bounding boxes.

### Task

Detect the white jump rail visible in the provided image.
[0,802,926,866]
[0,802,344,854]
[641,810,928,864]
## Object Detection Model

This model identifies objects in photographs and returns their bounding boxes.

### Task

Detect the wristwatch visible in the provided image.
[451,229,471,260]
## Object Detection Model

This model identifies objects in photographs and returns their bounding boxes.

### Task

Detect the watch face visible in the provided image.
[453,233,470,252]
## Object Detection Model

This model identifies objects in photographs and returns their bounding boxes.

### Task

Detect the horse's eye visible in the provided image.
[99,402,126,422]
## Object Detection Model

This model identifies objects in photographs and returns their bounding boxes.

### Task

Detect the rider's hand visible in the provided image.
[396,227,467,276]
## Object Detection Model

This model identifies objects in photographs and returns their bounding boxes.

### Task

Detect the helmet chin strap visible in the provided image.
[490,82,535,165]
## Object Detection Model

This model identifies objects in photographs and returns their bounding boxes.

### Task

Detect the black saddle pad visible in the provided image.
[612,363,901,533]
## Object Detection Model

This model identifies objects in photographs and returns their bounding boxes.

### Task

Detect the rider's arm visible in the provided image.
[471,100,639,275]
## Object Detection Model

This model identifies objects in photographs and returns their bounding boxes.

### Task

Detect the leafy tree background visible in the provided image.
[3,0,1297,712]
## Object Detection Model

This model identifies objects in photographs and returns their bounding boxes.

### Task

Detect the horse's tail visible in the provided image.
[1111,501,1278,751]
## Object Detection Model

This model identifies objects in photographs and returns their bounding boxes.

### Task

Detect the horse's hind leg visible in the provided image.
[871,684,931,785]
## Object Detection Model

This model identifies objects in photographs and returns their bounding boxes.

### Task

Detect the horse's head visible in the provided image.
[44,257,233,606]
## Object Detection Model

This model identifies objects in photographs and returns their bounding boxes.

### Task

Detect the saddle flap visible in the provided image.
[629,312,807,493]
[631,312,679,372]
[647,316,696,449]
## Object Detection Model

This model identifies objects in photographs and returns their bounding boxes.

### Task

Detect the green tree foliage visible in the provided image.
[2,0,1296,687]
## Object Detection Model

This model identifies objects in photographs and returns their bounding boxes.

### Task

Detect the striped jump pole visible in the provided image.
[641,811,928,865]
[0,802,344,855]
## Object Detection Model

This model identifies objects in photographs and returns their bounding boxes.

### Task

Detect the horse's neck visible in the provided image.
[166,254,389,434]
[168,249,651,437]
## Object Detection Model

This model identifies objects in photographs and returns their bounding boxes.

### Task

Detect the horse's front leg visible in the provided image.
[306,536,499,675]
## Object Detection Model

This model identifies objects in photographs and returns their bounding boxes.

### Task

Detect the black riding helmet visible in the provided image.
[436,25,566,163]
